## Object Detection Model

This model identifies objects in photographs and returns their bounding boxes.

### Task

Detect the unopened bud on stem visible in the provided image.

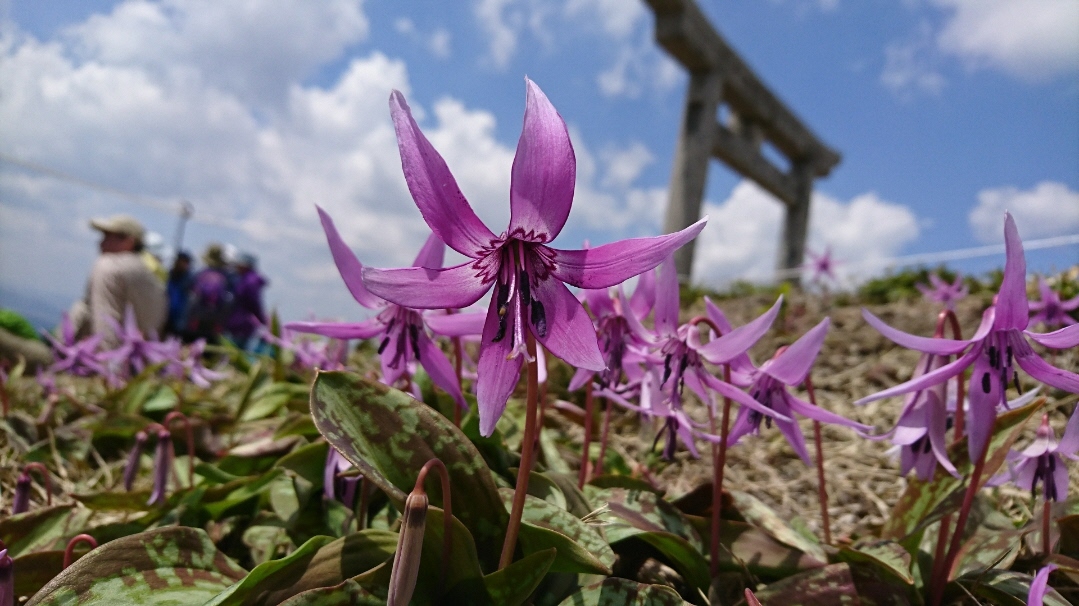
[386,459,452,606]
[123,431,148,491]
[147,428,173,506]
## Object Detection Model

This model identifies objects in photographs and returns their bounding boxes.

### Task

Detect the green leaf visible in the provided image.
[483,548,557,606]
[837,541,914,585]
[203,468,285,520]
[141,384,178,413]
[12,551,66,603]
[413,507,486,601]
[715,520,825,580]
[540,472,594,518]
[954,569,1071,606]
[242,382,310,422]
[950,524,1021,580]
[837,541,920,606]
[587,474,664,496]
[276,580,384,606]
[882,399,1042,540]
[205,530,398,606]
[73,490,154,512]
[0,504,93,558]
[500,488,614,575]
[753,563,861,605]
[556,577,686,605]
[586,486,702,551]
[26,526,247,606]
[310,371,507,567]
[729,491,826,562]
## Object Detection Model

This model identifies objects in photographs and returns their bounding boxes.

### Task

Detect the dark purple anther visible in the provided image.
[147,428,173,506]
[123,431,149,491]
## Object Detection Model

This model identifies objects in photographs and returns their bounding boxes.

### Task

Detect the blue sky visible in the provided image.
[1,0,1077,325]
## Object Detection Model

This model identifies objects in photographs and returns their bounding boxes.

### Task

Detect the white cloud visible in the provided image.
[474,0,521,69]
[693,181,920,286]
[600,142,653,189]
[395,17,452,59]
[564,0,645,38]
[881,22,947,98]
[969,181,1079,243]
[934,0,1079,80]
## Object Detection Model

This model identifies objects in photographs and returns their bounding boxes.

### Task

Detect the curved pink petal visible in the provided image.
[697,296,783,364]
[284,320,384,340]
[424,311,485,337]
[416,332,466,409]
[411,232,445,268]
[629,269,656,319]
[785,392,872,432]
[362,261,491,310]
[508,79,574,243]
[389,90,496,257]
[549,217,708,289]
[862,308,971,355]
[531,277,604,371]
[994,212,1029,330]
[700,373,792,423]
[476,295,525,436]
[1014,349,1079,394]
[568,366,594,392]
[583,287,615,319]
[925,394,959,477]
[971,306,996,342]
[1027,564,1057,606]
[764,318,829,386]
[1059,407,1079,456]
[653,255,680,336]
[1026,324,1079,350]
[856,344,983,405]
[618,289,659,344]
[316,206,383,309]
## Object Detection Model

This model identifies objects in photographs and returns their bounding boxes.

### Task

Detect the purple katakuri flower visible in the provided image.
[616,256,790,457]
[324,445,354,502]
[1011,410,1079,502]
[46,314,108,377]
[1029,276,1079,329]
[159,339,227,388]
[1027,564,1058,606]
[725,319,872,465]
[805,247,838,283]
[147,427,173,506]
[102,306,169,379]
[11,472,31,515]
[361,79,707,435]
[287,208,483,408]
[569,268,656,392]
[0,547,11,606]
[916,272,968,311]
[123,430,149,491]
[857,212,1079,461]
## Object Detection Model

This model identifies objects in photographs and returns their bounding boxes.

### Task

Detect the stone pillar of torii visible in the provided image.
[646,0,841,284]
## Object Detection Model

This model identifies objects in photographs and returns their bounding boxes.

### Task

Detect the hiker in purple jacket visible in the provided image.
[226,253,268,350]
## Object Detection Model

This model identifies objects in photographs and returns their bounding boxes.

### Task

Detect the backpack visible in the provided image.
[184,269,234,342]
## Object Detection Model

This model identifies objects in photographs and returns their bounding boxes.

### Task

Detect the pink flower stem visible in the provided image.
[1043,500,1051,555]
[578,381,594,489]
[22,462,53,506]
[593,396,613,479]
[805,375,831,545]
[928,309,965,596]
[499,334,539,570]
[164,411,195,487]
[63,534,97,569]
[414,458,452,593]
[689,315,729,579]
[930,440,989,606]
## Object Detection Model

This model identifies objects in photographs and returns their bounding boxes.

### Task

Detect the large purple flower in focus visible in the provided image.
[361,80,706,435]
[858,212,1079,461]
[288,208,482,409]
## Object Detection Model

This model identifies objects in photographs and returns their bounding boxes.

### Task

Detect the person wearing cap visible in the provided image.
[68,214,167,347]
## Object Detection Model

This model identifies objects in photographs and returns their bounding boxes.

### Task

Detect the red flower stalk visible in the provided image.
[63,534,98,569]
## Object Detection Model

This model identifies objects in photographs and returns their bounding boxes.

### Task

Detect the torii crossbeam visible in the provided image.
[646,0,841,283]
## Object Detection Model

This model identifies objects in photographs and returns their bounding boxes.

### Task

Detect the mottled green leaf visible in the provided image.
[539,424,571,474]
[0,504,94,558]
[12,551,66,603]
[540,472,594,518]
[955,569,1070,606]
[26,526,247,606]
[276,580,384,606]
[311,371,507,566]
[586,486,703,552]
[588,474,664,496]
[711,520,825,580]
[242,525,294,565]
[274,440,329,488]
[206,530,397,606]
[203,468,285,519]
[526,471,570,511]
[73,490,154,512]
[413,507,486,602]
[556,577,686,605]
[483,548,556,606]
[730,491,827,562]
[882,399,1042,540]
[242,381,309,421]
[950,524,1021,580]
[500,488,615,575]
[837,541,913,585]
[753,563,860,605]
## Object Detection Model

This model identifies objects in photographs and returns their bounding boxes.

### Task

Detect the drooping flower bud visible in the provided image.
[123,431,148,491]
[386,490,428,606]
[0,546,13,606]
[11,472,31,515]
[147,428,173,506]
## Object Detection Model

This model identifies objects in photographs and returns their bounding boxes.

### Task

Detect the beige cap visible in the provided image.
[90,214,145,241]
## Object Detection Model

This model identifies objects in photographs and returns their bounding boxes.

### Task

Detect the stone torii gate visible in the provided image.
[646,0,841,282]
